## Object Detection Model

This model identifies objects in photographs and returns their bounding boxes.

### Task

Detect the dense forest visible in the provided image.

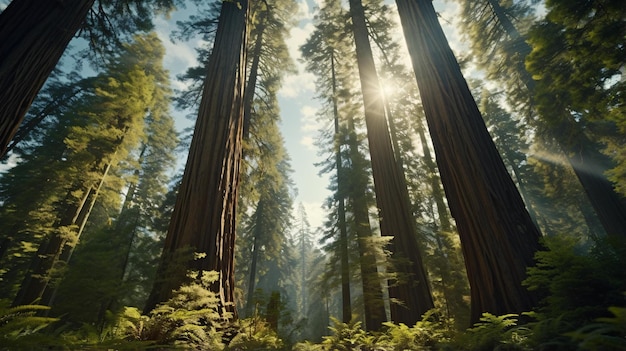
[0,0,625,350]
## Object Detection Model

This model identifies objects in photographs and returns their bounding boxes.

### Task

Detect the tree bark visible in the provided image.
[396,0,542,324]
[348,0,434,329]
[0,0,94,156]
[144,0,249,320]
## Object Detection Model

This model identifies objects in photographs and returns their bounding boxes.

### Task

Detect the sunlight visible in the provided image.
[380,79,399,99]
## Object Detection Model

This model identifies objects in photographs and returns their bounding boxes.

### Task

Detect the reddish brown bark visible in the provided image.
[396,0,542,324]
[144,0,249,319]
[0,0,95,156]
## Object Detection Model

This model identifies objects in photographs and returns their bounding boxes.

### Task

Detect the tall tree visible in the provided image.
[395,0,542,323]
[9,33,168,307]
[0,0,95,155]
[301,1,360,324]
[144,0,250,319]
[0,0,176,156]
[348,0,433,328]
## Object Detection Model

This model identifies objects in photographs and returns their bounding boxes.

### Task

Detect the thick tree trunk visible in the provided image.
[0,0,94,156]
[348,0,434,328]
[396,0,542,324]
[144,0,249,319]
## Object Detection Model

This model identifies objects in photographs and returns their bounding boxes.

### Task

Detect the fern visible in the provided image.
[566,306,626,350]
[0,299,59,350]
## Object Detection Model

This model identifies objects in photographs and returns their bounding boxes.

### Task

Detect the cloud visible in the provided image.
[296,0,312,21]
[300,135,315,150]
[153,15,202,92]
[281,71,316,97]
[300,105,319,132]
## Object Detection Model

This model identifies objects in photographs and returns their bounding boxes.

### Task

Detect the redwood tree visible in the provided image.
[395,0,542,324]
[144,0,249,319]
[0,0,95,156]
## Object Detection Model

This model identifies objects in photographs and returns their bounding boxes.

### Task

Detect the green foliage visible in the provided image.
[378,310,452,350]
[321,318,375,351]
[227,317,283,350]
[566,306,626,350]
[141,270,227,349]
[524,236,626,325]
[0,299,59,350]
[453,313,530,351]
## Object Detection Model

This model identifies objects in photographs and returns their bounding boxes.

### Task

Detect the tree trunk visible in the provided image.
[348,0,434,328]
[243,9,266,140]
[0,0,94,156]
[331,52,353,324]
[245,199,263,317]
[396,0,542,324]
[487,0,626,238]
[144,0,249,320]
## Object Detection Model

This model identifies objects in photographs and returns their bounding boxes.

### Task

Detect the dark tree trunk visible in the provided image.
[396,0,542,324]
[348,0,433,329]
[144,0,249,320]
[330,52,353,324]
[487,0,626,238]
[0,0,94,156]
[242,9,266,140]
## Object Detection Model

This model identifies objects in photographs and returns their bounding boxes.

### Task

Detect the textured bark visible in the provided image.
[396,0,542,324]
[0,0,94,156]
[348,0,433,328]
[144,0,249,319]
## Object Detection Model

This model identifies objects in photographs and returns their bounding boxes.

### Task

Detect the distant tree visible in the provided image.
[144,0,250,319]
[301,0,357,324]
[395,0,542,324]
[9,33,169,307]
